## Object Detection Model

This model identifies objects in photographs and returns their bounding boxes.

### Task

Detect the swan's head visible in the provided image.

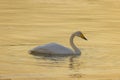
[74,31,87,40]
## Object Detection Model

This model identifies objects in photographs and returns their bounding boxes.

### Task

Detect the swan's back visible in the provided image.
[30,43,74,54]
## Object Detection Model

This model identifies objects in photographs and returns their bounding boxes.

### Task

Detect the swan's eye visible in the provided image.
[80,34,83,37]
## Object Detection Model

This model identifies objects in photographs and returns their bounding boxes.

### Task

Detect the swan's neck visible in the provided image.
[70,34,80,54]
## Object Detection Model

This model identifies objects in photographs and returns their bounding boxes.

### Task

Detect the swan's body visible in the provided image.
[30,31,87,55]
[31,43,74,54]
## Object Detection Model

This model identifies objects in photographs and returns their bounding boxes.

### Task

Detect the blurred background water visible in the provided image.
[0,0,120,80]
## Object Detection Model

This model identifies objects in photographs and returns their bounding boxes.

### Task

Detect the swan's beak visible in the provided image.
[82,36,87,40]
[80,34,88,40]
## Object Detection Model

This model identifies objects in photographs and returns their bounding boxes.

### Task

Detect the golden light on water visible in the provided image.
[0,0,120,80]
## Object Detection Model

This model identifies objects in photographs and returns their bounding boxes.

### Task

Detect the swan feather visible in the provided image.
[31,43,74,54]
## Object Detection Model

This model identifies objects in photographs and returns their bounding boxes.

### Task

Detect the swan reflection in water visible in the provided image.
[30,54,83,78]
[29,31,87,56]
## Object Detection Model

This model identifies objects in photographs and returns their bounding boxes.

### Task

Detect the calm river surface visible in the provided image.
[0,0,120,80]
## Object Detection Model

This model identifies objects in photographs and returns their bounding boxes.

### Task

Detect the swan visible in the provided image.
[29,31,87,55]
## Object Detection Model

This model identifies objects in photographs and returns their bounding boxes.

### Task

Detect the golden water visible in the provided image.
[0,0,120,80]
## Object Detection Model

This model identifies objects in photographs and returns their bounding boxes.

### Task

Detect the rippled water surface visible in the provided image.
[0,0,120,80]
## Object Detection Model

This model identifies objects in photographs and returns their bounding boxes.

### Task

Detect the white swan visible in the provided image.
[30,31,87,55]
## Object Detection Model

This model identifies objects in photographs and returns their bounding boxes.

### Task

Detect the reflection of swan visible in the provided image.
[30,31,87,55]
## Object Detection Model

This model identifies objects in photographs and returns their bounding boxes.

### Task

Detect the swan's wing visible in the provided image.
[30,43,73,54]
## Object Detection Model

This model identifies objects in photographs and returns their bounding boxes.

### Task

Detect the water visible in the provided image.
[0,0,120,80]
